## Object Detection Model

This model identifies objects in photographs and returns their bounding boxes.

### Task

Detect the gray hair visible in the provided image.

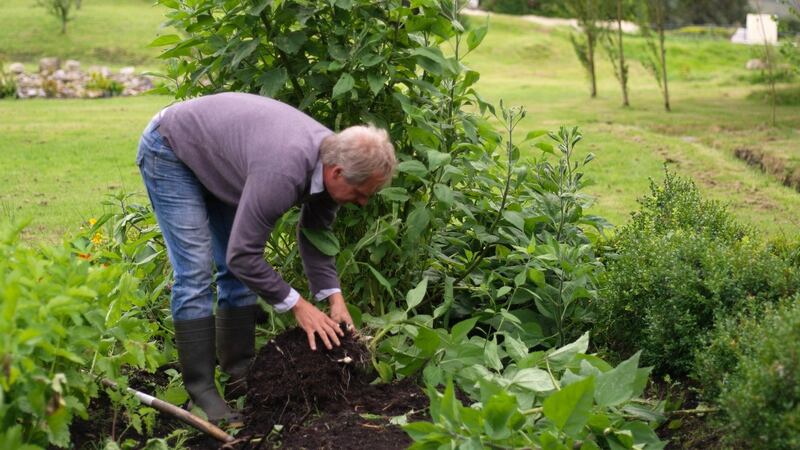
[319,125,396,185]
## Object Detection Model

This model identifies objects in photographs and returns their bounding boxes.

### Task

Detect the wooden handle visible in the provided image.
[100,378,235,443]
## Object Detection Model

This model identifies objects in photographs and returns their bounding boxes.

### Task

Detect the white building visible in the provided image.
[746,13,778,45]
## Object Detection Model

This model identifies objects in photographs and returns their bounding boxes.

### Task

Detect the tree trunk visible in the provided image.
[588,36,597,98]
[616,0,629,106]
[657,1,670,111]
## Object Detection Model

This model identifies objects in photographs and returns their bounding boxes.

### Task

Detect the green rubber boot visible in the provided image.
[216,305,257,400]
[173,316,242,425]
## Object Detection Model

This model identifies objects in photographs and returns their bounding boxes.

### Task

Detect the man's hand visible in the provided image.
[291,297,343,351]
[328,292,354,332]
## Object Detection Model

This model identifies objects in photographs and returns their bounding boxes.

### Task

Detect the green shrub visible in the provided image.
[86,72,124,97]
[0,220,163,448]
[670,26,734,40]
[0,62,16,99]
[595,170,799,376]
[697,296,800,449]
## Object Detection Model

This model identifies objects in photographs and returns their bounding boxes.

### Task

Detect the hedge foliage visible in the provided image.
[595,170,799,376]
[697,296,800,449]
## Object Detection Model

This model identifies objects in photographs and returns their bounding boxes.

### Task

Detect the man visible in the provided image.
[136,92,396,423]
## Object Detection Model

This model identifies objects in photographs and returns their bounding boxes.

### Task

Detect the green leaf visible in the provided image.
[510,368,555,392]
[231,39,259,68]
[426,150,451,170]
[451,317,479,342]
[405,277,428,311]
[332,73,355,99]
[376,361,394,382]
[503,211,525,230]
[366,264,394,298]
[275,31,307,55]
[397,160,429,178]
[367,73,387,95]
[483,390,519,440]
[523,130,548,142]
[467,25,488,51]
[547,332,589,368]
[405,205,430,242]
[46,406,71,447]
[595,351,640,407]
[484,337,503,371]
[543,376,595,437]
[414,327,441,356]
[378,186,410,202]
[528,268,546,287]
[148,34,182,47]
[301,228,340,256]
[535,142,555,154]
[403,421,440,441]
[433,183,454,206]
[258,67,288,97]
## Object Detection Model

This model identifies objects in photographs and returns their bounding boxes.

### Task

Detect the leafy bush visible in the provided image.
[670,25,734,40]
[0,62,17,99]
[154,0,607,349]
[0,220,162,448]
[697,296,800,449]
[86,72,124,97]
[595,170,799,376]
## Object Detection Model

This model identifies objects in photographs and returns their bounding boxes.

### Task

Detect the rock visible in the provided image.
[8,62,25,74]
[746,58,766,70]
[39,57,61,74]
[119,66,135,76]
[64,59,81,72]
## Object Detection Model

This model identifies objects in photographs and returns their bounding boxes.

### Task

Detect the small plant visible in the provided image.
[36,0,75,34]
[0,62,17,99]
[86,72,124,97]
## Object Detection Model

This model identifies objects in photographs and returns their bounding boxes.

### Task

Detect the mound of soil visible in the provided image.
[237,327,428,450]
[65,328,428,449]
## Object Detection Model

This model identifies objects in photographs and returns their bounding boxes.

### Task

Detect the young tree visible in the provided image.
[636,0,671,111]
[36,0,74,34]
[564,0,604,98]
[602,0,630,106]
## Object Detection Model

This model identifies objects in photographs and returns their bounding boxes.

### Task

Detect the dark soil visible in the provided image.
[234,327,427,449]
[67,328,428,450]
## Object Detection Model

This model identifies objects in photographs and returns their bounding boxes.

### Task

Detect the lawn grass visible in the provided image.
[464,13,800,237]
[0,0,169,68]
[2,7,800,243]
[0,95,174,243]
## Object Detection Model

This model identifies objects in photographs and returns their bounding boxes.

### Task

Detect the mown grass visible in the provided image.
[1,6,800,242]
[0,0,169,68]
[464,13,800,236]
[0,96,173,243]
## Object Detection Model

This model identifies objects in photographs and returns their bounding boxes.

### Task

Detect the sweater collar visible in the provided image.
[310,159,324,195]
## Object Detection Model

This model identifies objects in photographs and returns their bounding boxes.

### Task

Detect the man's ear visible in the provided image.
[332,166,344,179]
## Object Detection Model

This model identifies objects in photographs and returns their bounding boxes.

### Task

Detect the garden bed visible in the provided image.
[67,328,427,449]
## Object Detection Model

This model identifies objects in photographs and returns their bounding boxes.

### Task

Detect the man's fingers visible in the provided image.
[326,323,342,347]
[317,327,333,350]
[327,316,344,336]
[306,330,317,351]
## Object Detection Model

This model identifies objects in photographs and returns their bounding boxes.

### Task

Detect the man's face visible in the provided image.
[324,165,386,207]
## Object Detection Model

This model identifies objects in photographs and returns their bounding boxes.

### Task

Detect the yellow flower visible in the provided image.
[91,232,103,245]
[88,218,97,226]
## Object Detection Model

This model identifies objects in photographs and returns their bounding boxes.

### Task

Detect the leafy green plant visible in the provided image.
[403,332,665,449]
[564,0,604,98]
[596,170,800,376]
[0,62,17,99]
[0,220,162,448]
[634,0,671,111]
[36,0,75,34]
[86,72,124,97]
[697,296,800,449]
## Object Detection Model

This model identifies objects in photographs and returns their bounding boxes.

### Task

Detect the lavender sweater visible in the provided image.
[158,93,340,309]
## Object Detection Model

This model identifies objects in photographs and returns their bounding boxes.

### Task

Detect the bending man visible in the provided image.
[136,92,396,423]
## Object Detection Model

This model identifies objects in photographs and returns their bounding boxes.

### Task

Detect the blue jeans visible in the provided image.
[136,115,257,321]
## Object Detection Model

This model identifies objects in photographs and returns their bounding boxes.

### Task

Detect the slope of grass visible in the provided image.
[0,0,169,68]
[1,7,799,242]
[0,96,173,243]
[465,13,800,236]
